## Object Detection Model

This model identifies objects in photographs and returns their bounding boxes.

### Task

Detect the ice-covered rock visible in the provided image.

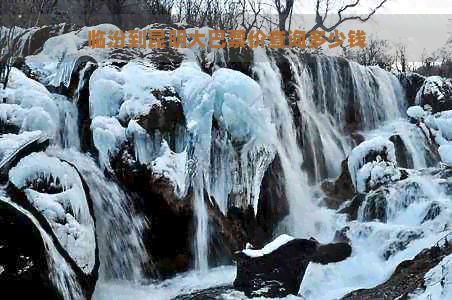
[9,152,97,275]
[439,144,452,166]
[407,106,426,120]
[415,76,452,113]
[91,116,126,169]
[348,136,398,192]
[0,68,59,138]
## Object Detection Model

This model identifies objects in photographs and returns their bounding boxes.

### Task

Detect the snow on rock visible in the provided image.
[91,116,126,169]
[425,110,452,142]
[0,68,59,137]
[9,152,96,274]
[439,144,452,166]
[26,24,120,85]
[0,131,43,163]
[407,106,425,120]
[415,76,452,113]
[151,141,187,197]
[242,234,295,258]
[412,253,452,300]
[356,157,401,193]
[348,136,397,190]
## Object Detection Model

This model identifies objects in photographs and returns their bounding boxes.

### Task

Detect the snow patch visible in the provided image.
[242,234,295,258]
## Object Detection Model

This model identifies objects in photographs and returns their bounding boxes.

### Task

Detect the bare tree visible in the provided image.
[341,35,394,71]
[308,0,388,35]
[0,26,19,89]
[273,0,295,32]
[238,0,265,35]
[395,43,407,73]
[105,0,129,27]
[81,0,103,26]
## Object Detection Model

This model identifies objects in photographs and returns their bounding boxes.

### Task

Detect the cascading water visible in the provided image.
[5,23,452,300]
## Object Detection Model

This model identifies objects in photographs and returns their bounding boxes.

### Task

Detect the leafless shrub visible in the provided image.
[0,26,20,89]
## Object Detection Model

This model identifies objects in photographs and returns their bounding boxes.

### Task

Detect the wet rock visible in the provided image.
[321,159,356,209]
[172,285,234,300]
[339,193,366,221]
[390,134,414,169]
[362,188,388,222]
[233,235,352,298]
[0,200,64,299]
[256,154,290,245]
[422,202,442,223]
[416,76,452,113]
[398,72,426,107]
[342,238,452,300]
[382,230,424,260]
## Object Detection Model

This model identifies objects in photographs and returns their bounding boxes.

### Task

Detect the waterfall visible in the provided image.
[7,23,449,300]
[54,94,80,149]
[251,49,317,238]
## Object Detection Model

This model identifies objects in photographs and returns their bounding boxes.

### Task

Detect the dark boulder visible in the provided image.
[339,194,366,221]
[416,76,452,113]
[389,134,414,169]
[422,202,442,223]
[321,158,356,209]
[398,72,426,107]
[233,235,352,298]
[361,188,388,222]
[256,154,290,246]
[0,200,64,299]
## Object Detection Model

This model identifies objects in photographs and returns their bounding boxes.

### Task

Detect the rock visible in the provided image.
[256,154,290,245]
[233,234,352,298]
[416,76,452,113]
[136,88,185,132]
[382,230,424,260]
[422,202,442,223]
[13,24,77,57]
[6,155,100,299]
[173,285,234,300]
[0,133,50,184]
[339,194,366,221]
[320,159,356,209]
[390,134,414,169]
[0,200,64,299]
[398,72,426,107]
[361,188,388,222]
[342,237,452,300]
